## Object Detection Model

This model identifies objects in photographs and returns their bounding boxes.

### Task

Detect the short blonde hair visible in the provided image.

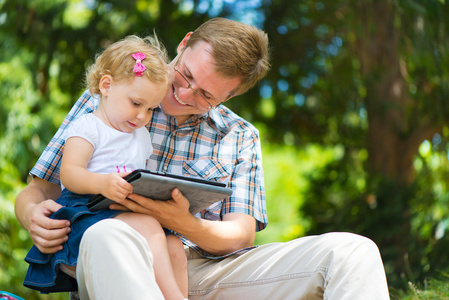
[186,18,270,96]
[86,34,170,95]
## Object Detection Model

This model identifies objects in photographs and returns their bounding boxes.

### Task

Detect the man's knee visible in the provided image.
[323,232,378,249]
[318,232,383,268]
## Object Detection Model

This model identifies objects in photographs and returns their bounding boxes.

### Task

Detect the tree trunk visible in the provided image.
[355,0,437,185]
[352,0,445,286]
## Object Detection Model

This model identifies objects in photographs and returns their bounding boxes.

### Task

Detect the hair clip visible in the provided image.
[132,52,146,76]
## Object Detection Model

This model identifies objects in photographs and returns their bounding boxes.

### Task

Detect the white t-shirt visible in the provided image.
[65,113,152,176]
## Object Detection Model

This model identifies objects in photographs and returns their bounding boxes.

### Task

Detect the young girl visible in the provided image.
[23,35,188,300]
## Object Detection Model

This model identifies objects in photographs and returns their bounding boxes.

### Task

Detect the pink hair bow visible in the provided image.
[132,52,146,76]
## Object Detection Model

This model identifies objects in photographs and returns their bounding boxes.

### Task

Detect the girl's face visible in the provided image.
[97,75,167,133]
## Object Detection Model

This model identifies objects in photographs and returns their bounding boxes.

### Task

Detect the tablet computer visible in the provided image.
[87,169,233,215]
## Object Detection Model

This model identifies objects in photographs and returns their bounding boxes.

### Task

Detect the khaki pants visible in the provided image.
[77,219,390,300]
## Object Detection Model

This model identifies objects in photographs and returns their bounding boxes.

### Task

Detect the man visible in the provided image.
[15,18,390,299]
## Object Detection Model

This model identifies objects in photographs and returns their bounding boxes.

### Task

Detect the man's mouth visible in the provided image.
[173,87,188,106]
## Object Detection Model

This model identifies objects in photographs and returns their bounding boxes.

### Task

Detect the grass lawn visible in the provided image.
[391,276,449,299]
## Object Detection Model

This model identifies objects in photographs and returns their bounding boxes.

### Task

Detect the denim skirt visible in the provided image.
[23,189,123,293]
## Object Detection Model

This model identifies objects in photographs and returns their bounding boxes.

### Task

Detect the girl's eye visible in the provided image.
[131,100,140,107]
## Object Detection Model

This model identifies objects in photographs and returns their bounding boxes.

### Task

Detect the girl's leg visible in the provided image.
[114,213,186,300]
[77,219,164,300]
[166,235,188,298]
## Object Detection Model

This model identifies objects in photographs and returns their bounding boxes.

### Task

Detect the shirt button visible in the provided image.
[163,165,168,171]
[205,171,209,176]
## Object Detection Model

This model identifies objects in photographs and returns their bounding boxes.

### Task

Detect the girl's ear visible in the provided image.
[99,75,113,96]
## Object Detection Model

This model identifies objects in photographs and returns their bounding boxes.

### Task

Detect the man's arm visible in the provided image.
[112,188,256,256]
[16,91,99,254]
[15,177,70,253]
[185,212,256,255]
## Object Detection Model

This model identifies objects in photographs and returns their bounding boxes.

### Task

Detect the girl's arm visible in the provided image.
[60,137,133,202]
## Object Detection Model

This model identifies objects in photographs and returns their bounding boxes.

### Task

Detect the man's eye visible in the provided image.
[184,70,193,80]
[203,94,212,100]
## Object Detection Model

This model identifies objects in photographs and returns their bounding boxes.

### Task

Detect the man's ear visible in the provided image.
[99,75,113,96]
[176,32,193,53]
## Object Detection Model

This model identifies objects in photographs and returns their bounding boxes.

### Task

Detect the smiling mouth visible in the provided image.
[173,86,188,106]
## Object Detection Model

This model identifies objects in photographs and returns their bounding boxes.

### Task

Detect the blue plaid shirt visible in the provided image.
[31,90,268,258]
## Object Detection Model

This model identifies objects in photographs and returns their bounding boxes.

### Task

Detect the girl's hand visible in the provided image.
[99,172,133,202]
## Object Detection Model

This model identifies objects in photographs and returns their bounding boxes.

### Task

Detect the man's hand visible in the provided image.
[110,188,191,230]
[28,200,71,253]
[15,177,70,254]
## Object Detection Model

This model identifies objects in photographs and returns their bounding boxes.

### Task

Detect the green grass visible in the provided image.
[391,275,449,300]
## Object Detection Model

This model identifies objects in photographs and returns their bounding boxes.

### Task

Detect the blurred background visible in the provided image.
[1,0,449,299]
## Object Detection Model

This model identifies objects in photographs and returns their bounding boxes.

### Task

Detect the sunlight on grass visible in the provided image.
[391,275,449,299]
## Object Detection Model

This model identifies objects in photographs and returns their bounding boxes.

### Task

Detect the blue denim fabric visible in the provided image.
[23,189,123,293]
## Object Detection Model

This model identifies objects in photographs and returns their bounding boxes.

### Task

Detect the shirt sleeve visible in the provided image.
[66,114,98,150]
[30,91,100,185]
[221,127,268,231]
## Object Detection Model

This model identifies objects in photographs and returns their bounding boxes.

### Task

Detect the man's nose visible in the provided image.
[177,85,197,101]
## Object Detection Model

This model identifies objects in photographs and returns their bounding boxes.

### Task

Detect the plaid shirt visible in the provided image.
[31,90,268,259]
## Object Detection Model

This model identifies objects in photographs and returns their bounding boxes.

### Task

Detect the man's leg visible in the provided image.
[76,219,164,300]
[187,232,390,300]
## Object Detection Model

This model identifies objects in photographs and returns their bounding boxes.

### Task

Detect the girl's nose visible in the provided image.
[136,111,146,120]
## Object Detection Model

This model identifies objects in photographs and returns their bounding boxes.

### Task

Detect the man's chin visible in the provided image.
[160,98,176,114]
[160,98,182,115]
[161,100,194,124]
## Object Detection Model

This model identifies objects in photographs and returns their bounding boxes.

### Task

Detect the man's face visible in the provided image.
[161,40,241,124]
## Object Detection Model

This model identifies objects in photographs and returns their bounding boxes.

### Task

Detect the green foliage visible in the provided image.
[1,0,449,296]
[299,138,449,288]
[255,142,348,245]
[0,163,67,299]
[252,0,449,291]
[255,142,339,244]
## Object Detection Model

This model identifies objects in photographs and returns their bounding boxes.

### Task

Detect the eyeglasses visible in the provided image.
[173,49,222,109]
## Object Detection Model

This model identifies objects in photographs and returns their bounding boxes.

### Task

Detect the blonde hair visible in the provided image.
[86,34,170,95]
[186,18,270,96]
